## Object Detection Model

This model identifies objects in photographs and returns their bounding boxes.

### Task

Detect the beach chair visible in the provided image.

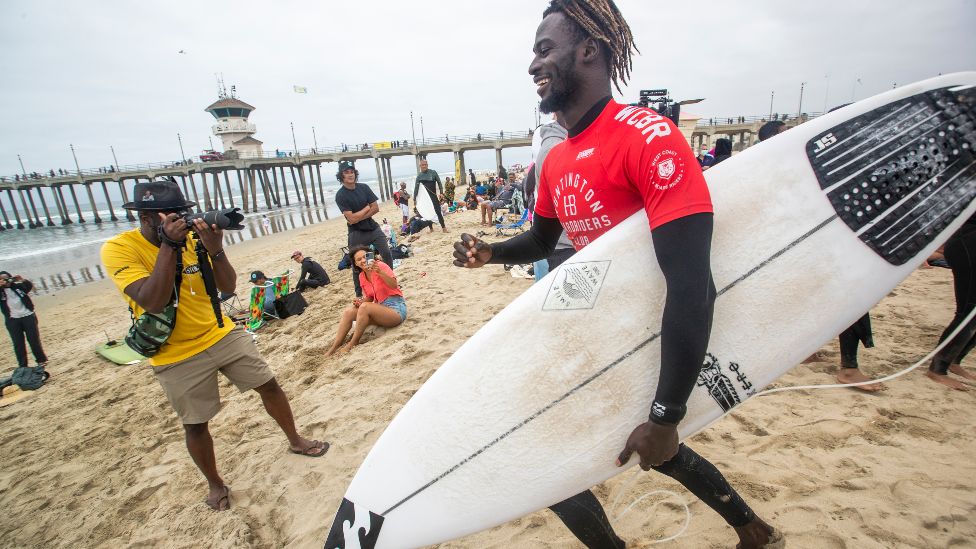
[219,291,247,321]
[495,208,529,236]
[245,284,268,333]
[272,271,290,299]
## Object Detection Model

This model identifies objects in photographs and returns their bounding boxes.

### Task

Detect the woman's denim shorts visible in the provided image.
[381,295,407,322]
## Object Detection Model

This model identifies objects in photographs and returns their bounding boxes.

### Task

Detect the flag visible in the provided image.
[293,85,308,94]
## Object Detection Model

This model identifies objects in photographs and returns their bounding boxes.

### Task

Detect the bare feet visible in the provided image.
[336,343,354,355]
[442,227,448,233]
[205,484,231,511]
[925,370,971,390]
[734,517,781,548]
[836,368,885,392]
[948,363,976,381]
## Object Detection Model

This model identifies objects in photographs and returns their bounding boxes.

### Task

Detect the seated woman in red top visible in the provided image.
[326,245,407,356]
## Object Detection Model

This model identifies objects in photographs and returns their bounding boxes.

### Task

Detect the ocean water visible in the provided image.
[0,176,400,293]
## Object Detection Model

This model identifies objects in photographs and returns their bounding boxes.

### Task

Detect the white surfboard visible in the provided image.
[325,73,976,548]
[415,185,440,222]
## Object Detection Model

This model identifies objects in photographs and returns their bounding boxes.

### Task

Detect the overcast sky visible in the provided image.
[0,0,972,180]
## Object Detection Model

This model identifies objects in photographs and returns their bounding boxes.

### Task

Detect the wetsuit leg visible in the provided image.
[838,327,861,368]
[652,444,755,528]
[932,232,976,373]
[548,445,754,548]
[426,187,446,228]
[549,490,625,549]
[839,313,872,369]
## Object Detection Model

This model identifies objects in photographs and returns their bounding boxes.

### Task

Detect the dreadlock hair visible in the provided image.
[543,0,638,94]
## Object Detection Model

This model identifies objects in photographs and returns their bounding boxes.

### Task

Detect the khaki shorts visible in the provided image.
[153,328,274,424]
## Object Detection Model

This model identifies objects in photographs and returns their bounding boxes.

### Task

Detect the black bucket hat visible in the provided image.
[122,178,198,211]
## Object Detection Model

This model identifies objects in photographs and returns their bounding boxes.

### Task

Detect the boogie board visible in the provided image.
[96,340,145,365]
[325,73,976,548]
[415,186,440,222]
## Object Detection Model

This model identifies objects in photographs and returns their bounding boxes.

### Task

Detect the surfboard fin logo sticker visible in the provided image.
[324,498,384,549]
[543,260,610,311]
[697,353,754,412]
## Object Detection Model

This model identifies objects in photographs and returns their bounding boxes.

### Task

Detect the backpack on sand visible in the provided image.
[11,364,49,390]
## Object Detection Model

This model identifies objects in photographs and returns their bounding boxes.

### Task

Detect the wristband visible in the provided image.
[649,400,686,425]
[157,225,186,250]
[210,249,226,261]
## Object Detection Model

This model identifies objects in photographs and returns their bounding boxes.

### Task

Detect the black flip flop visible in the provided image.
[205,485,231,511]
[290,441,330,458]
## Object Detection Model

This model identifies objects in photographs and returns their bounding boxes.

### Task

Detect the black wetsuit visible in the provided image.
[839,313,874,369]
[931,214,976,373]
[296,257,330,291]
[414,170,445,229]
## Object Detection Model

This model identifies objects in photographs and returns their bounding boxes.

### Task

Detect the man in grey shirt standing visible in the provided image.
[526,120,576,275]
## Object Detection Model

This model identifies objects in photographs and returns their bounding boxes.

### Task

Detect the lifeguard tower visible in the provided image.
[204,80,263,158]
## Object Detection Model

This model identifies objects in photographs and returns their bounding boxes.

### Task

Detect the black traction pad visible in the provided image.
[806,85,976,265]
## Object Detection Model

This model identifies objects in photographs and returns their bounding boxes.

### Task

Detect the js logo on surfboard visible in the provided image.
[543,261,611,311]
[812,132,838,153]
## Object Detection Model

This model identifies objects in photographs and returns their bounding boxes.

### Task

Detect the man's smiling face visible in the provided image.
[529,12,582,114]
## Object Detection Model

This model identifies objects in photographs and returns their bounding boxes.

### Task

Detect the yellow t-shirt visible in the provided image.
[101,229,234,366]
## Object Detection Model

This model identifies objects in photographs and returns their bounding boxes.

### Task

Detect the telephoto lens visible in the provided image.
[183,208,245,230]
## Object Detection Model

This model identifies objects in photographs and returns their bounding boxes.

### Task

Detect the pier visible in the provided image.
[0,131,532,229]
[0,112,824,231]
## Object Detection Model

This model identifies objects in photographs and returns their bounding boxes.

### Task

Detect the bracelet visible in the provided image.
[210,249,226,261]
[649,400,686,425]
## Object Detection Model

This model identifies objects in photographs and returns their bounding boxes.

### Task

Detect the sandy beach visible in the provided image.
[0,201,974,548]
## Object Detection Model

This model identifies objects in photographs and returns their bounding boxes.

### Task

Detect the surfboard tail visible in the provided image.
[807,83,976,265]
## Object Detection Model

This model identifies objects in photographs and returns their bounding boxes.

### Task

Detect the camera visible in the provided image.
[365,251,375,265]
[183,207,245,231]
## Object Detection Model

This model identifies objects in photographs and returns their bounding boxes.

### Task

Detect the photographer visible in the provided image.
[101,179,327,513]
[0,271,48,370]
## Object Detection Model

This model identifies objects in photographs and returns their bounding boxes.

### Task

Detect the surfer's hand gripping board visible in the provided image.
[616,421,679,469]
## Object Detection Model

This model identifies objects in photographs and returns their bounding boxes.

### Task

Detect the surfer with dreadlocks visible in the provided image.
[454,1,779,547]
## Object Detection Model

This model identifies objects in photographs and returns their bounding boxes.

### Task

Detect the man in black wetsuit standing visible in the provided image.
[414,158,447,233]
[453,1,777,547]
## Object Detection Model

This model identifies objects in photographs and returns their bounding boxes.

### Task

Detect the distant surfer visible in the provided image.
[454,1,779,547]
[414,157,448,232]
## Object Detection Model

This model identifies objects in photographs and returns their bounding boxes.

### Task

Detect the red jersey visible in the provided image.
[535,100,712,250]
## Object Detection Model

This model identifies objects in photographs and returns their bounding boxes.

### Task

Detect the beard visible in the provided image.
[539,60,580,114]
